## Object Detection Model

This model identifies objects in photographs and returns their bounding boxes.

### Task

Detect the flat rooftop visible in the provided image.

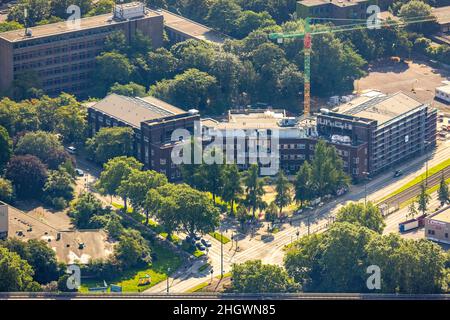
[89,94,187,128]
[0,10,159,42]
[429,207,450,224]
[339,92,424,125]
[433,6,450,25]
[151,8,227,44]
[436,84,450,95]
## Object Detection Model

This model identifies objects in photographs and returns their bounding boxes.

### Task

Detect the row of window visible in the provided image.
[12,26,116,49]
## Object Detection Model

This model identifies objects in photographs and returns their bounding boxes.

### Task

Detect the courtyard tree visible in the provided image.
[221,164,243,215]
[417,183,431,216]
[86,127,134,164]
[274,171,292,216]
[97,156,143,211]
[243,164,266,218]
[0,125,12,169]
[294,161,313,207]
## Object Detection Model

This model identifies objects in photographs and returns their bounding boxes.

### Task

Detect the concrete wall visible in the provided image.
[0,202,8,239]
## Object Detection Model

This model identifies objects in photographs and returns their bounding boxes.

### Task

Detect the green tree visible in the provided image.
[146,48,179,84]
[265,201,278,226]
[86,127,134,164]
[115,229,151,268]
[0,125,12,169]
[2,239,60,284]
[50,0,93,18]
[94,52,135,95]
[0,247,40,292]
[437,174,449,205]
[5,155,48,199]
[417,183,430,216]
[366,234,446,293]
[221,164,243,215]
[230,260,299,293]
[207,0,241,35]
[335,202,386,234]
[274,171,292,216]
[149,68,218,113]
[109,82,147,97]
[243,164,266,218]
[149,184,220,238]
[68,192,109,228]
[103,30,129,54]
[407,201,418,220]
[54,103,87,144]
[398,0,435,33]
[7,0,51,26]
[0,21,24,32]
[234,10,276,39]
[0,178,14,203]
[117,169,167,224]
[97,156,143,210]
[87,0,115,16]
[14,131,67,169]
[42,168,75,209]
[294,161,313,207]
[285,222,376,292]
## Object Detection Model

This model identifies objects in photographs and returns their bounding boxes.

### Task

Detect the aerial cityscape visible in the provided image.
[0,0,449,308]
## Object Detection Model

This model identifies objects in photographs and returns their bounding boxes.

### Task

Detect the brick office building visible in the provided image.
[0,2,163,96]
[202,92,436,180]
[88,94,200,180]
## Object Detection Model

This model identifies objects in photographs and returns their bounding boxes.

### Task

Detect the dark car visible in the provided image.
[201,238,212,247]
[193,233,201,241]
[196,243,206,251]
[185,236,196,245]
[394,170,403,178]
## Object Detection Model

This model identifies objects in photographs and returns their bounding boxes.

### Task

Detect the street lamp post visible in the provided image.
[166,267,171,294]
[424,140,431,186]
[220,230,224,279]
[210,269,214,284]
[307,216,310,235]
[362,171,370,206]
[296,229,300,241]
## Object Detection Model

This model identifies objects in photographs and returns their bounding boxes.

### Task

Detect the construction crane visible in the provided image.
[268,15,438,117]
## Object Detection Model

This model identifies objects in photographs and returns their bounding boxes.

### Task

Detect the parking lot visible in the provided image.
[357,59,450,112]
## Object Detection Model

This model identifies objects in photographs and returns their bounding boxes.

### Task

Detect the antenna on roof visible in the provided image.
[23,8,33,37]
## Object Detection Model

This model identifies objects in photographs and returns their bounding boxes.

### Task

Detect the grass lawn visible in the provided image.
[398,176,450,210]
[377,158,450,203]
[79,242,182,293]
[209,231,231,244]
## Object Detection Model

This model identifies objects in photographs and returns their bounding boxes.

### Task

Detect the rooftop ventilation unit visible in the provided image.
[114,2,145,20]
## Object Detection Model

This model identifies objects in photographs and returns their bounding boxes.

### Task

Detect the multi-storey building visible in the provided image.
[202,109,369,180]
[0,2,163,96]
[87,94,200,180]
[317,92,437,176]
[297,0,370,23]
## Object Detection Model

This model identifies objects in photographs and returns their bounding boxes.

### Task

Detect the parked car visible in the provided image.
[193,233,201,241]
[394,170,403,178]
[185,235,196,245]
[196,243,206,251]
[75,168,84,176]
[66,146,77,154]
[201,239,212,247]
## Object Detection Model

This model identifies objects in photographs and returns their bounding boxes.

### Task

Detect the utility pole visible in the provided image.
[303,17,311,117]
[307,216,310,235]
[220,230,224,278]
[166,267,171,294]
[363,171,370,206]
